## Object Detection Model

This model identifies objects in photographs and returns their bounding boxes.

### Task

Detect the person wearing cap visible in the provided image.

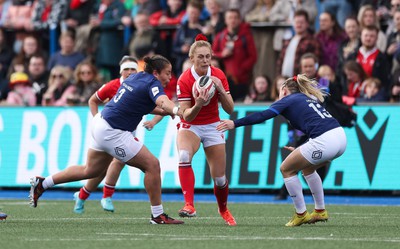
[6,72,36,106]
[72,55,138,214]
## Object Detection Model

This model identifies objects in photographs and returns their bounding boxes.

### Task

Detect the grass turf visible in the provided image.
[1,198,399,249]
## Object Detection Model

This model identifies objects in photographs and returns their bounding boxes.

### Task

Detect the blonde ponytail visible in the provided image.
[282,74,326,102]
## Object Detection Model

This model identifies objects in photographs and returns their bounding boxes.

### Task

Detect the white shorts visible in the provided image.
[300,127,347,165]
[178,121,225,148]
[90,114,143,162]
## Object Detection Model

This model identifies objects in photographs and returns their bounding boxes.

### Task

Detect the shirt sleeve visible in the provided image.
[148,80,166,103]
[96,83,112,102]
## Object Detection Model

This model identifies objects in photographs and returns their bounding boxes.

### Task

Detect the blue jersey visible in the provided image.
[234,93,340,138]
[101,72,166,132]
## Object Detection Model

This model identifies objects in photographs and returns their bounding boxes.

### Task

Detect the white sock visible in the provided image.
[42,176,54,190]
[304,171,325,210]
[284,175,306,214]
[151,204,164,217]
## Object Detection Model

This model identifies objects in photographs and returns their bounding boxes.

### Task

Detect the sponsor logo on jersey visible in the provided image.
[152,87,159,96]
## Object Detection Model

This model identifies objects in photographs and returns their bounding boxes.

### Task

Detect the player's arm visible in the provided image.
[210,76,234,114]
[216,108,278,132]
[143,115,164,131]
[88,93,104,116]
[180,88,209,122]
[155,95,182,117]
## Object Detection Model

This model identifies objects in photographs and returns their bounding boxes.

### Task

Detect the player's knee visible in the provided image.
[214,175,227,187]
[178,150,191,163]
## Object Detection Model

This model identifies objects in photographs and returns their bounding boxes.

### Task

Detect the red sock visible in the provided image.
[315,209,325,212]
[214,181,229,212]
[178,165,195,206]
[79,187,90,200]
[103,184,115,198]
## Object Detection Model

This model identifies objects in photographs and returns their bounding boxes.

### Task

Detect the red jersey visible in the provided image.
[177,66,230,125]
[356,48,379,77]
[96,78,122,102]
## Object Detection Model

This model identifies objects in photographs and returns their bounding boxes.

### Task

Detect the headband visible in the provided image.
[120,62,138,73]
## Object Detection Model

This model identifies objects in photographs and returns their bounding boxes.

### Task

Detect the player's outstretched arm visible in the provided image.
[155,95,182,118]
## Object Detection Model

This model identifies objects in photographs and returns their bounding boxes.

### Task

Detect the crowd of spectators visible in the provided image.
[0,0,400,108]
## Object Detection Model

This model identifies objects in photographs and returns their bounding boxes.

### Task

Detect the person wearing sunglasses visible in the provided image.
[42,65,75,106]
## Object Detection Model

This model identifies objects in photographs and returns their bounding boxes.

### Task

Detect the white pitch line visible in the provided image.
[24,236,400,243]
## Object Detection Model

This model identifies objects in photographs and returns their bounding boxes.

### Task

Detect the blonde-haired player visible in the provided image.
[176,34,236,226]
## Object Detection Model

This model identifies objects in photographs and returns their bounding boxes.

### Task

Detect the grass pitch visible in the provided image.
[1,198,399,249]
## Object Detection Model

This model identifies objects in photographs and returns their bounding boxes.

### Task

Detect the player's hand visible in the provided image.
[143,120,156,131]
[195,88,210,106]
[210,76,223,93]
[283,146,295,152]
[216,120,234,132]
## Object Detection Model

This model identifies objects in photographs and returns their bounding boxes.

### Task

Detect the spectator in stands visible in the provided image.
[218,0,257,18]
[287,0,318,29]
[212,8,257,101]
[342,60,367,105]
[63,0,97,54]
[149,0,186,27]
[42,65,75,106]
[270,75,286,101]
[316,12,347,71]
[202,0,225,43]
[391,67,400,102]
[47,30,85,71]
[25,0,67,53]
[383,0,400,37]
[347,25,391,100]
[245,0,291,81]
[3,0,34,53]
[337,17,361,93]
[358,4,387,52]
[320,0,353,28]
[28,54,49,105]
[0,0,12,27]
[243,74,273,104]
[7,35,45,78]
[125,11,166,60]
[91,0,126,80]
[0,28,13,99]
[130,0,161,18]
[386,8,400,73]
[26,0,67,32]
[64,0,96,29]
[70,61,101,105]
[357,77,387,103]
[276,10,321,78]
[172,0,203,76]
[6,71,36,106]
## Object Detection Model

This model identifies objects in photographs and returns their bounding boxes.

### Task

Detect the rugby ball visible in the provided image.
[192,75,216,106]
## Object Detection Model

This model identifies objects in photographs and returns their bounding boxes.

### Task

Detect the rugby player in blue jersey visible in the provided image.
[29,55,184,224]
[217,74,347,227]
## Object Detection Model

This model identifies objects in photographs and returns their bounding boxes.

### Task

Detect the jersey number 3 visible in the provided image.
[308,103,332,118]
[114,88,126,103]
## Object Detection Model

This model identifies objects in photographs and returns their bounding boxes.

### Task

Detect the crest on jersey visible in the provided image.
[151,87,159,96]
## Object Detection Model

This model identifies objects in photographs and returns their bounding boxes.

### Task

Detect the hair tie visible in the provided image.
[195,34,208,42]
[293,75,297,82]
